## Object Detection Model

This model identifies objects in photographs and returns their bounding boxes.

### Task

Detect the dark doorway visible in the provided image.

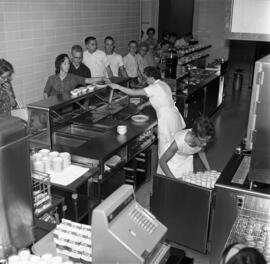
[158,0,194,39]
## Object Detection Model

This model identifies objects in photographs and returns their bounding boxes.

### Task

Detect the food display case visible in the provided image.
[27,85,121,149]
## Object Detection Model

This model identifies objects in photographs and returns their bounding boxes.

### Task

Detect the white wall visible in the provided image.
[193,0,230,62]
[0,0,141,106]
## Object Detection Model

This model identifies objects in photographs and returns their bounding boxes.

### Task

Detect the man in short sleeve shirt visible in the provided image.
[104,36,128,78]
[83,36,113,78]
[69,45,91,78]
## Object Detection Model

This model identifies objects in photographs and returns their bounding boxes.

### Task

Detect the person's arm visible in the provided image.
[159,140,178,178]
[198,150,211,171]
[137,67,145,83]
[137,101,151,111]
[119,66,128,78]
[84,77,105,84]
[43,77,52,98]
[106,66,113,78]
[109,83,147,96]
[3,82,17,108]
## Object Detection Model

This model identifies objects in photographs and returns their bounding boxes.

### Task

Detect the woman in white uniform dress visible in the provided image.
[159,116,215,179]
[109,66,185,158]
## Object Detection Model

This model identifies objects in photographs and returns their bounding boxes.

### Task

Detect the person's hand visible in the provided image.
[108,83,120,90]
[2,81,11,91]
[137,104,145,111]
[103,78,111,84]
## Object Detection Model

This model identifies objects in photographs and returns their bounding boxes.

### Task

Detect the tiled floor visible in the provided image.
[135,71,252,264]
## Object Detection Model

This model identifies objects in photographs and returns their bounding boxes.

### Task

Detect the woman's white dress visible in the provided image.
[161,129,202,178]
[144,79,186,158]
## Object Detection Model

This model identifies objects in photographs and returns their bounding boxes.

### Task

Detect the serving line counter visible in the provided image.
[27,77,158,224]
[174,70,224,127]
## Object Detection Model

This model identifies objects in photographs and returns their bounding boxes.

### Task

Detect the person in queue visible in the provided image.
[144,27,158,48]
[69,45,91,78]
[145,43,159,67]
[0,59,17,116]
[168,32,177,47]
[220,243,266,264]
[158,40,170,60]
[159,116,215,178]
[83,36,113,78]
[123,40,144,86]
[136,42,149,75]
[44,54,103,97]
[109,66,185,158]
[104,36,128,78]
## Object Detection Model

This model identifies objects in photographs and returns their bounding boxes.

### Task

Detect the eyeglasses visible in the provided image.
[73,56,82,60]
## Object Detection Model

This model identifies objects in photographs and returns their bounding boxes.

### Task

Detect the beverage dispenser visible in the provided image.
[165,49,178,79]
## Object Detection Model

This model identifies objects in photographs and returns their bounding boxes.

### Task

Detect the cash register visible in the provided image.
[92,184,170,264]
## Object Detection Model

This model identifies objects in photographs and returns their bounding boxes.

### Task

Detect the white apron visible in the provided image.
[159,129,201,178]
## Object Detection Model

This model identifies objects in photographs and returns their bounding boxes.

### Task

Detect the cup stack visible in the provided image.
[31,149,72,173]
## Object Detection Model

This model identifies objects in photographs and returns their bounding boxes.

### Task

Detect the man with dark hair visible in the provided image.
[69,45,91,78]
[83,36,113,78]
[104,36,128,78]
[144,27,158,48]
[136,42,149,74]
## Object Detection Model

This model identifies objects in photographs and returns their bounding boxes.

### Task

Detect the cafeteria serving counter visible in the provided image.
[27,78,158,222]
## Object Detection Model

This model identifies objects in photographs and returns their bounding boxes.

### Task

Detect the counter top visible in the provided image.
[176,72,220,97]
[53,106,157,162]
[50,166,99,193]
[27,77,130,110]
[215,152,270,198]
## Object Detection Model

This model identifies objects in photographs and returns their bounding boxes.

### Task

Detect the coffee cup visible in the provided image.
[39,149,50,157]
[59,152,71,169]
[117,125,127,135]
[52,157,63,172]
[33,160,45,172]
[42,156,50,172]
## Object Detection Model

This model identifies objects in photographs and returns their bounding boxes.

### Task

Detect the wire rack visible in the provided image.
[32,171,52,216]
[225,195,270,260]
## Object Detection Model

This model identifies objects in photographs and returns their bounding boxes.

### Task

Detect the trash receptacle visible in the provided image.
[233,69,243,91]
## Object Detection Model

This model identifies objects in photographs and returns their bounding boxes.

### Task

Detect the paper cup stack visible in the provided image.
[181,170,221,189]
[7,248,72,264]
[31,149,71,173]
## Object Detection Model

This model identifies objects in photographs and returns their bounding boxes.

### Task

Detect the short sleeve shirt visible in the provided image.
[69,62,91,78]
[136,53,147,74]
[44,73,85,96]
[144,80,175,111]
[123,53,139,78]
[106,53,124,77]
[83,49,109,77]
[0,87,12,116]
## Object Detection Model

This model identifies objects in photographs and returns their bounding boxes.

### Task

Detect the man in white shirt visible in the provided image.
[123,40,143,85]
[104,36,128,78]
[83,36,113,78]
